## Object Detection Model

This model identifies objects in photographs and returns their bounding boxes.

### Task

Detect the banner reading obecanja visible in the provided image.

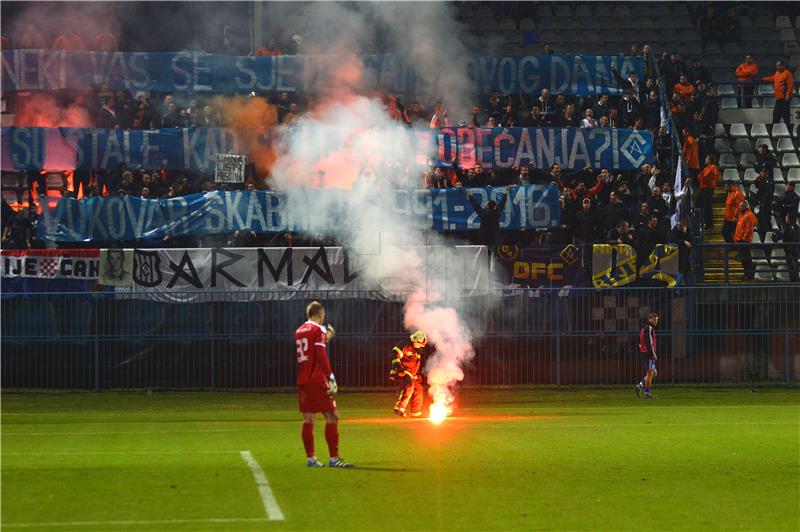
[2,126,651,172]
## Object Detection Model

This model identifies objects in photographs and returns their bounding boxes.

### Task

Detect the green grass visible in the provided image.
[2,388,799,531]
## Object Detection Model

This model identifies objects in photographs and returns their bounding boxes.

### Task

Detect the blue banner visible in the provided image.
[2,51,642,96]
[2,126,652,173]
[37,185,561,242]
[432,127,653,170]
[496,244,585,288]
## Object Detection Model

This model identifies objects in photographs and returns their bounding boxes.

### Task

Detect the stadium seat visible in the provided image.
[716,84,735,96]
[791,97,800,108]
[796,15,800,29]
[787,168,800,183]
[714,123,726,137]
[476,5,493,19]
[613,5,631,16]
[776,138,796,152]
[743,168,759,183]
[757,84,775,96]
[754,260,774,281]
[776,16,792,29]
[754,17,773,30]
[782,153,800,167]
[723,168,741,182]
[774,261,791,282]
[779,29,797,42]
[773,168,786,184]
[739,153,757,168]
[750,97,763,108]
[536,5,554,17]
[715,138,732,153]
[771,123,791,137]
[499,18,516,30]
[729,123,748,138]
[520,18,536,30]
[762,96,776,108]
[750,123,769,137]
[574,4,591,17]
[755,138,774,151]
[733,138,753,153]
[720,97,738,110]
[719,153,737,168]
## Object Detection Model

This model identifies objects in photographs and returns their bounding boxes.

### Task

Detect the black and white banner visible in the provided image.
[116,246,489,302]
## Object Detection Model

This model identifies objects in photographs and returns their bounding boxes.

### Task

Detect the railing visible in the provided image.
[2,286,798,390]
[696,242,800,284]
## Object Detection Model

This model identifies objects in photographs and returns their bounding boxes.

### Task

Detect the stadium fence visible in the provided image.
[2,285,798,390]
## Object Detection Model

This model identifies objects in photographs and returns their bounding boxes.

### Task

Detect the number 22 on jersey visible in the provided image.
[296,338,309,363]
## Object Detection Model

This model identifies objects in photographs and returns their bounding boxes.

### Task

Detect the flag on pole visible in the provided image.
[671,156,685,229]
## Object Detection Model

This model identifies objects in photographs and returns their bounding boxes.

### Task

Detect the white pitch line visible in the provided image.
[3,450,241,456]
[240,450,285,521]
[2,517,269,528]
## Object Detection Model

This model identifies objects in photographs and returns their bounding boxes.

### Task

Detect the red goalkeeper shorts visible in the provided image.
[298,383,336,413]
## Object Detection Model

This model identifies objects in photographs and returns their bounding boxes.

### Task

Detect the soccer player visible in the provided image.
[295,301,353,468]
[389,330,430,417]
[635,313,659,399]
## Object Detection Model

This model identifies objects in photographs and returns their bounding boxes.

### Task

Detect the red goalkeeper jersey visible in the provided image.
[295,321,332,386]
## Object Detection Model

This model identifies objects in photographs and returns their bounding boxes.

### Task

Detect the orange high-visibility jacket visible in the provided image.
[762,69,795,100]
[734,209,756,242]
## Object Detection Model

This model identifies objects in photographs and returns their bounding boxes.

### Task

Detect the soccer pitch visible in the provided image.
[2,388,798,531]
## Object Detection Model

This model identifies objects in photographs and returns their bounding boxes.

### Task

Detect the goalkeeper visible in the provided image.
[389,330,431,417]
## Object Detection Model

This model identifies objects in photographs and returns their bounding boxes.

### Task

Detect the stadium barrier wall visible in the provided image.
[2,286,798,390]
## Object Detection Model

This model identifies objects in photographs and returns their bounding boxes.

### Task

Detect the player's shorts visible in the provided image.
[643,358,656,372]
[298,383,336,413]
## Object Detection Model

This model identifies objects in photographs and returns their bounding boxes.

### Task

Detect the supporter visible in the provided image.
[116,171,137,196]
[484,116,497,128]
[673,74,695,106]
[227,229,260,247]
[253,37,282,56]
[699,5,724,51]
[754,144,778,179]
[429,101,449,128]
[542,43,554,55]
[18,24,46,49]
[688,58,712,86]
[534,89,555,125]
[552,94,567,116]
[114,91,133,130]
[523,106,544,127]
[96,99,120,129]
[697,154,721,230]
[407,101,427,127]
[598,116,610,127]
[606,108,619,128]
[601,191,629,235]
[722,180,745,243]
[611,63,645,101]
[773,213,799,281]
[632,201,651,231]
[93,31,118,52]
[669,218,693,277]
[629,44,640,57]
[761,60,795,127]
[646,186,669,221]
[573,197,600,247]
[698,86,719,132]
[641,44,655,76]
[636,215,666,269]
[606,220,635,246]
[2,209,33,249]
[557,103,579,127]
[592,94,611,119]
[465,185,511,253]
[682,128,700,180]
[218,25,240,55]
[660,52,687,92]
[617,90,639,128]
[486,90,503,121]
[162,102,185,128]
[429,167,448,189]
[722,7,742,46]
[661,182,676,215]
[641,91,661,131]
[470,106,482,127]
[735,54,759,108]
[756,197,773,251]
[499,105,517,127]
[52,31,87,51]
[734,200,756,280]
[580,108,597,128]
[286,35,303,55]
[140,187,151,199]
[776,182,799,230]
[750,168,774,211]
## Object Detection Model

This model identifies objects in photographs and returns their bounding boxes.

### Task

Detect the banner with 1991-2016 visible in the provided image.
[37,185,562,242]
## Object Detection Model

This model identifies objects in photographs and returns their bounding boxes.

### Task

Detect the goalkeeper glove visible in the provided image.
[327,374,338,397]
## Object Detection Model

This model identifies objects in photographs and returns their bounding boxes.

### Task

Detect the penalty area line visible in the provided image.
[240,450,285,521]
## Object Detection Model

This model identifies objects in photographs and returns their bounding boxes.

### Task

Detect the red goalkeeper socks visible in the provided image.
[302,422,314,457]
[325,423,339,458]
